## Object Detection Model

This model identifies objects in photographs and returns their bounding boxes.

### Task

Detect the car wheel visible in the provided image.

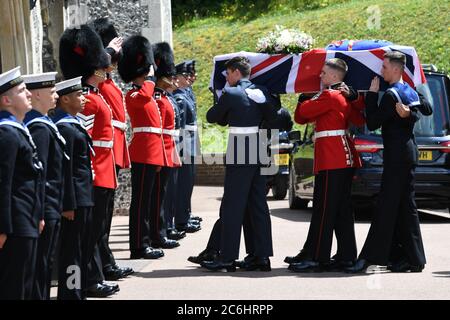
[288,167,309,209]
[272,175,288,200]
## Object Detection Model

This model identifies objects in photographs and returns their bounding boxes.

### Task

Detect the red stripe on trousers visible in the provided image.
[137,165,147,249]
[156,172,161,238]
[315,170,329,260]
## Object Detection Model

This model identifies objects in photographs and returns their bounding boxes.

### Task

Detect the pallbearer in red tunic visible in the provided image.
[149,42,181,249]
[118,35,165,260]
[287,58,364,272]
[59,24,119,297]
[89,17,133,281]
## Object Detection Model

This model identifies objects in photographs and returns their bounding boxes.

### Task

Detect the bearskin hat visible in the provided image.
[59,24,110,81]
[153,42,176,79]
[88,17,121,64]
[118,35,155,83]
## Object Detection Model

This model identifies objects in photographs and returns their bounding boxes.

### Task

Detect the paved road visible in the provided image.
[52,186,450,300]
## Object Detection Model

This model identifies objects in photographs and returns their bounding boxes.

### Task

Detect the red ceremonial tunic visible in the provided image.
[79,86,117,189]
[125,81,165,166]
[99,78,131,169]
[295,89,363,174]
[154,88,181,168]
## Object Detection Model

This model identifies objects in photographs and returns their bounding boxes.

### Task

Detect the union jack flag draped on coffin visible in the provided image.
[210,43,426,97]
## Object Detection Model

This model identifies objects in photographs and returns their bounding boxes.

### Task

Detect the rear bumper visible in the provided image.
[352,166,450,208]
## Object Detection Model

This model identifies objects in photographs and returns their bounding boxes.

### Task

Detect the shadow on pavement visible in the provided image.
[269,208,312,222]
[432,271,450,277]
[133,267,370,279]
[270,207,450,224]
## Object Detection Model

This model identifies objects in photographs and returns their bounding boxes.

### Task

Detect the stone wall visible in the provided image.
[81,0,150,214]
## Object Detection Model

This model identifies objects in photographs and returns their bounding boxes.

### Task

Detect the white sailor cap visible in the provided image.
[55,76,83,96]
[0,66,23,95]
[22,72,57,90]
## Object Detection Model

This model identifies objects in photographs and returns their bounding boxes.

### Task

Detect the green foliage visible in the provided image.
[173,0,450,151]
[172,0,350,27]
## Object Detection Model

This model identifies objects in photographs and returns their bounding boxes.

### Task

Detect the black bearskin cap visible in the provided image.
[59,24,111,81]
[88,17,118,47]
[153,42,176,78]
[118,35,155,83]
[88,18,121,64]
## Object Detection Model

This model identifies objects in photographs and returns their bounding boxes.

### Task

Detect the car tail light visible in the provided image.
[440,141,450,153]
[354,138,383,153]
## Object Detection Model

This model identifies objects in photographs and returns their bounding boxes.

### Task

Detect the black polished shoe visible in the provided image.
[112,264,134,277]
[103,267,126,281]
[167,229,186,241]
[190,215,203,222]
[101,281,120,293]
[130,247,164,260]
[152,238,180,249]
[188,218,201,226]
[344,259,372,273]
[325,259,355,272]
[284,250,309,264]
[388,260,424,273]
[86,283,116,298]
[187,248,218,265]
[235,254,255,269]
[176,223,201,233]
[243,257,271,271]
[200,259,236,272]
[288,260,322,273]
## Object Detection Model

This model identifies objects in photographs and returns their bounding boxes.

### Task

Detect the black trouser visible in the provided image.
[99,166,121,271]
[57,207,92,300]
[87,187,115,287]
[129,163,158,253]
[301,168,357,263]
[0,236,37,300]
[32,219,60,300]
[163,167,179,230]
[220,165,273,261]
[150,167,170,243]
[359,165,426,266]
[207,201,255,255]
[175,161,195,225]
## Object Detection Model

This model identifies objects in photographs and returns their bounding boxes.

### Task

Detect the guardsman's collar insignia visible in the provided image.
[83,84,99,94]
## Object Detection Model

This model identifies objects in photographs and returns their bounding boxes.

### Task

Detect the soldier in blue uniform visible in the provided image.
[174,60,202,233]
[163,61,189,241]
[0,67,43,300]
[200,57,276,272]
[22,72,67,300]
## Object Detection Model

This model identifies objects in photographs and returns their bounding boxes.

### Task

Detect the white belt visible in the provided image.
[133,127,162,134]
[163,129,180,137]
[229,126,259,134]
[92,140,114,148]
[112,120,127,131]
[314,130,348,139]
[184,125,198,132]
